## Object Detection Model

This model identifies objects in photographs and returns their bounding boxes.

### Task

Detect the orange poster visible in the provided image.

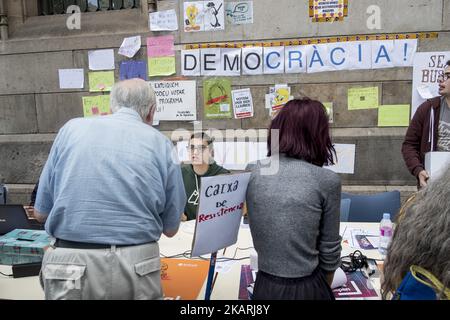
[161,258,210,300]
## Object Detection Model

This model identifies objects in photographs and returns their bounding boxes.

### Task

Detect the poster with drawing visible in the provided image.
[226,1,253,25]
[204,0,225,31]
[184,1,204,32]
[184,1,224,32]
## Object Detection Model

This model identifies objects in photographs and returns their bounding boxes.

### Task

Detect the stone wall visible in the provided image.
[1,0,448,203]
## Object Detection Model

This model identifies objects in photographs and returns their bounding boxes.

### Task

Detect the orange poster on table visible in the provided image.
[161,258,210,300]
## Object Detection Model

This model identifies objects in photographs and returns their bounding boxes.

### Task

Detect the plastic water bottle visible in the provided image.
[379,213,393,256]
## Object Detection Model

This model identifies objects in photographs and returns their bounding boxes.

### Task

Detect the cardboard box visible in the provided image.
[0,229,52,265]
[425,152,450,180]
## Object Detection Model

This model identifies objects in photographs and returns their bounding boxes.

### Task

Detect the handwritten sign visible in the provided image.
[118,36,141,58]
[225,1,253,25]
[88,71,114,92]
[149,80,197,121]
[148,56,176,77]
[412,51,450,117]
[149,9,179,31]
[82,95,111,117]
[191,172,251,256]
[348,87,379,110]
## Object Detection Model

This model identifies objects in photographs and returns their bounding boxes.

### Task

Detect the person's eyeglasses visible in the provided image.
[188,145,209,152]
[438,74,450,82]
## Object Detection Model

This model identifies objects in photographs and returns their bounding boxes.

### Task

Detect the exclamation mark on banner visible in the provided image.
[403,43,408,61]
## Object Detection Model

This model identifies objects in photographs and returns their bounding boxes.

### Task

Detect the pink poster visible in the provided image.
[147,35,175,57]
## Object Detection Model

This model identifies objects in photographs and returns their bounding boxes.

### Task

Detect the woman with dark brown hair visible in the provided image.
[246,98,341,300]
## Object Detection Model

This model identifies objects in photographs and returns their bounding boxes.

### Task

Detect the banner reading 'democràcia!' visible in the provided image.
[191,172,251,256]
[182,40,418,76]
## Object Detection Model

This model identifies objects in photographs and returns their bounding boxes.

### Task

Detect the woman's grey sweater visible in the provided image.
[246,155,342,278]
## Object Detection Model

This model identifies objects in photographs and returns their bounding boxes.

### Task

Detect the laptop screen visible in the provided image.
[0,205,44,235]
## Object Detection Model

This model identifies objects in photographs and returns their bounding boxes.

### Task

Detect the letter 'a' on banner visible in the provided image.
[191,172,251,257]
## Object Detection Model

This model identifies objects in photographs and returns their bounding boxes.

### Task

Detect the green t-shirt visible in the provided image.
[181,162,230,221]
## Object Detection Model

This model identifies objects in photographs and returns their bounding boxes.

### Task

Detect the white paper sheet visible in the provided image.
[331,267,348,289]
[88,49,115,71]
[58,69,84,89]
[118,36,141,58]
[149,9,179,31]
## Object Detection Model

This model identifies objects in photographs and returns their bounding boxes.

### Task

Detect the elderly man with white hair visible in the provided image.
[33,78,186,300]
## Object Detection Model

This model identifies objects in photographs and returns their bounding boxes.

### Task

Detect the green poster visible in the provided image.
[88,71,115,92]
[378,105,410,127]
[82,95,111,117]
[148,57,176,77]
[348,87,379,110]
[203,78,232,119]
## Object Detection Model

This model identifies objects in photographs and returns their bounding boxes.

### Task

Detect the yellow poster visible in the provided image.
[378,105,410,127]
[82,95,111,117]
[348,87,379,110]
[309,0,348,22]
[272,86,291,111]
[88,71,115,92]
[148,56,176,77]
[161,258,210,300]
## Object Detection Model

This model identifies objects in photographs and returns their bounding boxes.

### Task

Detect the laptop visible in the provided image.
[0,205,45,235]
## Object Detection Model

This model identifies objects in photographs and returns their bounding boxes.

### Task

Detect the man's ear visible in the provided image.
[145,104,156,124]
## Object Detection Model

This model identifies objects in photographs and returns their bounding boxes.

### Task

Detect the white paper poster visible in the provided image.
[412,52,450,118]
[371,40,395,69]
[324,143,356,174]
[149,80,197,121]
[346,41,372,71]
[191,172,251,256]
[184,1,204,32]
[219,48,241,76]
[149,9,179,31]
[392,39,418,67]
[264,47,285,74]
[88,49,115,71]
[214,141,267,170]
[182,49,201,76]
[242,47,263,75]
[232,88,253,119]
[58,69,84,89]
[305,44,335,73]
[200,48,222,76]
[118,36,141,58]
[204,0,225,31]
[225,1,253,25]
[285,46,307,74]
